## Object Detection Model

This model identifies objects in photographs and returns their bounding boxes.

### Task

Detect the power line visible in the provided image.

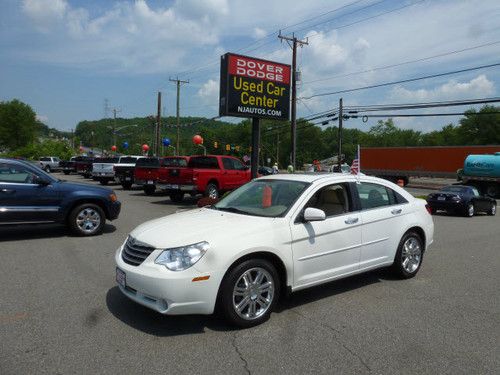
[348,111,500,119]
[302,40,500,86]
[300,62,500,99]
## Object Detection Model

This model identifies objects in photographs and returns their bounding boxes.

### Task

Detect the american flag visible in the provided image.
[351,145,360,174]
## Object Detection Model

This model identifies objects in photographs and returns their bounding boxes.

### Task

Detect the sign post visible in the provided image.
[219,53,291,178]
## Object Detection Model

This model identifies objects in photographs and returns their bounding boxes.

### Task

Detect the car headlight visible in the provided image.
[155,241,209,271]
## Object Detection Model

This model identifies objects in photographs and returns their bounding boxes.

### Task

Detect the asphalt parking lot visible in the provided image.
[1,173,499,375]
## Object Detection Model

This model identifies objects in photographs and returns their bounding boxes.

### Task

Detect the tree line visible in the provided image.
[1,99,498,165]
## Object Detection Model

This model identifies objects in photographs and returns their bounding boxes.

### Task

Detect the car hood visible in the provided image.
[56,180,113,194]
[129,208,280,249]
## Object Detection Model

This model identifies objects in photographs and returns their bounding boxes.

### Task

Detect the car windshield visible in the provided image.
[442,186,469,194]
[163,157,188,167]
[213,179,309,217]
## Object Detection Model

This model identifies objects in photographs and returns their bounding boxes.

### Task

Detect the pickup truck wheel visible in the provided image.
[121,182,132,190]
[68,203,105,236]
[99,179,108,185]
[205,183,219,199]
[170,192,184,203]
[219,259,280,327]
[44,166,51,173]
[144,185,156,195]
[63,171,70,175]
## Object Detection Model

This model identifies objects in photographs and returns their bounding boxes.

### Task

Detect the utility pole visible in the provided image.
[170,77,189,156]
[156,92,162,156]
[338,97,343,171]
[112,108,121,147]
[278,32,308,171]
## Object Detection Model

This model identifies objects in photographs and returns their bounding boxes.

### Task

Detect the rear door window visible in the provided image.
[356,182,391,210]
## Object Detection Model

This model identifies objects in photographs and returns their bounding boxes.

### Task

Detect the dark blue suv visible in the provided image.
[0,158,121,236]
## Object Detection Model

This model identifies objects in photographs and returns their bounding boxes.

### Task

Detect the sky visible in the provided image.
[0,0,499,133]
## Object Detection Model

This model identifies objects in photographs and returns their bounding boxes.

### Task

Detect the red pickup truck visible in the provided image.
[134,156,190,195]
[157,155,251,202]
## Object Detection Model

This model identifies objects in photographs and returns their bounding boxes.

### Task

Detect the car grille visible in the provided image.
[121,237,155,266]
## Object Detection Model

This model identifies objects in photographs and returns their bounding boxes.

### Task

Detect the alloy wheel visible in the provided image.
[76,208,101,234]
[401,237,422,274]
[232,267,275,321]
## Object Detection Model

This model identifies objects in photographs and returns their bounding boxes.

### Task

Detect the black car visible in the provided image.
[0,158,121,235]
[258,166,274,176]
[427,185,496,217]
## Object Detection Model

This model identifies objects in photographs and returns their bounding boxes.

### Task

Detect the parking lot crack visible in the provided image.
[231,332,251,375]
[290,308,371,373]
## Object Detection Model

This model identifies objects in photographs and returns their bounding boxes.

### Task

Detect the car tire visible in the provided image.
[121,182,132,190]
[68,203,105,236]
[170,192,184,203]
[99,179,108,185]
[488,202,496,216]
[219,258,280,328]
[205,183,219,200]
[44,166,51,173]
[63,171,70,175]
[465,203,474,217]
[392,231,424,279]
[144,185,156,195]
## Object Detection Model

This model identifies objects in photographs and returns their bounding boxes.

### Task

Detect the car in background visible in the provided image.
[114,156,144,190]
[59,157,77,175]
[426,185,496,217]
[0,158,121,236]
[258,166,274,176]
[92,156,120,185]
[39,156,61,173]
[115,174,433,327]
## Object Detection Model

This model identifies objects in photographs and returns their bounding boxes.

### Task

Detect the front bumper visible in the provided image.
[107,201,121,220]
[114,247,223,315]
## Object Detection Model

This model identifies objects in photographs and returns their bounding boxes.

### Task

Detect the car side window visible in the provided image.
[222,158,234,170]
[232,159,246,171]
[357,182,391,209]
[0,163,36,184]
[304,183,351,217]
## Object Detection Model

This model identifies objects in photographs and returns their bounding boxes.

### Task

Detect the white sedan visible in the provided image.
[115,174,434,327]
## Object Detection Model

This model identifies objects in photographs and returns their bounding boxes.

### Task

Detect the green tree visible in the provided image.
[456,105,500,145]
[0,99,37,150]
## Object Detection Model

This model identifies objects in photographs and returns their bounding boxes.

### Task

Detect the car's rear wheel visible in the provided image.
[205,183,219,199]
[465,203,474,217]
[121,182,132,190]
[68,203,105,236]
[144,185,156,195]
[44,165,51,173]
[220,259,280,327]
[392,231,424,279]
[488,202,496,216]
[169,192,184,203]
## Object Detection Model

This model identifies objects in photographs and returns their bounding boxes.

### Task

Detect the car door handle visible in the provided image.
[391,208,402,215]
[0,188,15,194]
[344,217,359,225]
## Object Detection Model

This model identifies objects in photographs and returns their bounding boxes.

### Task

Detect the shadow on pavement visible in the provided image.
[106,286,234,336]
[0,223,116,242]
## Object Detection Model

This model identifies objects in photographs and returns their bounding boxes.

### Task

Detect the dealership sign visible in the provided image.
[219,53,291,120]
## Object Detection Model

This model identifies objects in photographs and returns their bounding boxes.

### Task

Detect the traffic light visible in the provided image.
[235,146,240,152]
[214,141,218,148]
[226,144,230,151]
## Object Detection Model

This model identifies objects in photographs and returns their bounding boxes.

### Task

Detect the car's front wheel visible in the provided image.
[220,259,280,327]
[392,231,424,279]
[68,203,105,236]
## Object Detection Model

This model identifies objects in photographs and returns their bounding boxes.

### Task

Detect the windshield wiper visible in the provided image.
[217,207,249,215]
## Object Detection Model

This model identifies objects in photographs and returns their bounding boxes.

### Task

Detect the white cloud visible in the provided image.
[391,75,495,101]
[22,0,68,31]
[197,79,219,104]
[253,27,267,39]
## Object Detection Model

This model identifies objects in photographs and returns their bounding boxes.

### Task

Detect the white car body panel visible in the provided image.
[115,173,434,316]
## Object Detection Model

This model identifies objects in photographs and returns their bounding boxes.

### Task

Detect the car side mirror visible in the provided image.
[303,207,326,222]
[33,175,50,186]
